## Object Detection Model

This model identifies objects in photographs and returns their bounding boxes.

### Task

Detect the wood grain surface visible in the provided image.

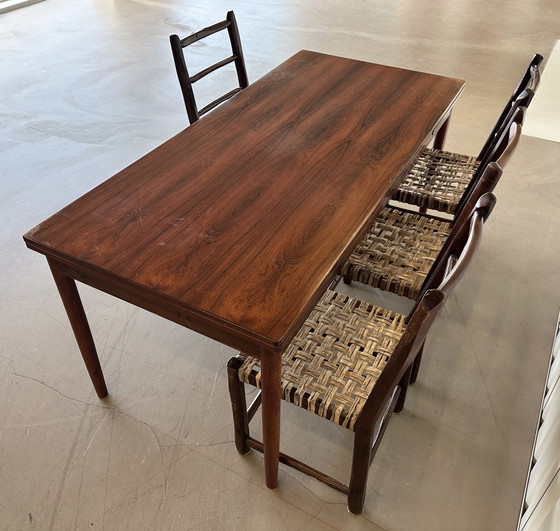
[24,50,464,354]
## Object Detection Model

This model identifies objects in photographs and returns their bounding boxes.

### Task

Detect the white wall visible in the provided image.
[521,313,560,530]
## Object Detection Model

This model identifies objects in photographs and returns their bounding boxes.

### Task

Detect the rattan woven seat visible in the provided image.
[341,206,452,299]
[392,54,541,215]
[343,114,523,301]
[237,289,407,431]
[393,149,480,214]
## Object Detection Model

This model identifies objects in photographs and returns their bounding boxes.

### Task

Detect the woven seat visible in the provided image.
[227,193,496,514]
[170,11,249,124]
[342,207,452,299]
[392,53,541,214]
[343,115,523,301]
[393,149,480,214]
[230,287,442,513]
[238,289,407,431]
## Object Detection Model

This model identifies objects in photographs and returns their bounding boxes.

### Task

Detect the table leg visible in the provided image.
[433,113,452,150]
[47,259,108,398]
[259,349,282,488]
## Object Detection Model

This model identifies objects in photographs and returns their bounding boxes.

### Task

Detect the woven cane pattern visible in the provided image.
[237,290,406,431]
[393,148,481,214]
[342,207,452,299]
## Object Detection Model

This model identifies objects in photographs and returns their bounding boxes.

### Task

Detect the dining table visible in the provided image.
[23,49,464,490]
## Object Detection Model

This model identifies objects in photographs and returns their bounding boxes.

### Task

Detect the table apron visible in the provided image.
[49,257,277,359]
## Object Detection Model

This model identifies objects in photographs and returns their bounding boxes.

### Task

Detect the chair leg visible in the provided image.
[227,357,250,455]
[348,426,375,514]
[409,341,425,384]
[348,387,401,514]
[395,364,413,413]
[341,265,352,285]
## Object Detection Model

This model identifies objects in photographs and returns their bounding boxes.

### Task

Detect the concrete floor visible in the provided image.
[1,0,560,529]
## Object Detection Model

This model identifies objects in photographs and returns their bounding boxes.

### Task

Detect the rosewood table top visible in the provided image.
[24,50,464,356]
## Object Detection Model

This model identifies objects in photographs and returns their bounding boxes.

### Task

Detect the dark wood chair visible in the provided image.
[342,109,522,385]
[341,107,524,300]
[170,11,249,124]
[393,53,542,214]
[478,53,542,159]
[227,193,494,513]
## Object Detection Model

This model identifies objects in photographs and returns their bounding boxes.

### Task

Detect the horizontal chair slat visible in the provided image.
[246,437,350,495]
[198,87,243,116]
[180,20,230,46]
[190,55,237,83]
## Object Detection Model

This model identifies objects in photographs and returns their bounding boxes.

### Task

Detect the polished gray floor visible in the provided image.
[2,1,560,529]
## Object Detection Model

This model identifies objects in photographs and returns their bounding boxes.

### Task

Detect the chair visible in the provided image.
[227,193,494,514]
[170,11,249,124]
[392,53,542,214]
[341,107,524,300]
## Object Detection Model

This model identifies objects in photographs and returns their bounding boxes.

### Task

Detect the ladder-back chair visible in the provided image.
[341,107,524,300]
[393,53,542,214]
[170,11,249,124]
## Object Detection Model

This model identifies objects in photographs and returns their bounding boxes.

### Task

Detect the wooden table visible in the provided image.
[23,50,464,489]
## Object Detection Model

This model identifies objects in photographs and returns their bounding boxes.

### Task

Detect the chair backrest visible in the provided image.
[482,106,526,171]
[355,288,446,433]
[512,53,543,98]
[421,188,497,305]
[477,91,531,169]
[477,53,542,161]
[436,192,496,297]
[356,192,496,434]
[170,11,249,124]
[455,105,524,215]
[419,111,523,298]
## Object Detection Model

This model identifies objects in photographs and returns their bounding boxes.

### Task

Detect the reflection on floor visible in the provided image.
[1,0,560,529]
[0,0,44,16]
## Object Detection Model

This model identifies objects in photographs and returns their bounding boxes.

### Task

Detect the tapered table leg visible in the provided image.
[259,349,281,488]
[47,259,108,398]
[433,113,452,150]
